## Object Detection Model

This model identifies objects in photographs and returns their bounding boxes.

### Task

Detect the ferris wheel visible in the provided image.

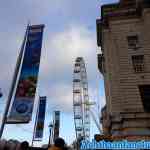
[73,57,90,141]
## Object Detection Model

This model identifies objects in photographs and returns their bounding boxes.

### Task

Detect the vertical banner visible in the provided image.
[33,96,46,141]
[53,111,60,140]
[7,24,45,123]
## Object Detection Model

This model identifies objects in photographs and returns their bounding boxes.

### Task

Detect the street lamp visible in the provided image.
[48,123,53,147]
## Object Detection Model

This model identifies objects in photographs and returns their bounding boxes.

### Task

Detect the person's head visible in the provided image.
[20,141,29,150]
[54,138,65,148]
[3,145,9,150]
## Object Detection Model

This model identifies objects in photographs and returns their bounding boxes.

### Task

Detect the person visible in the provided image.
[19,141,29,150]
[0,139,7,150]
[48,138,67,150]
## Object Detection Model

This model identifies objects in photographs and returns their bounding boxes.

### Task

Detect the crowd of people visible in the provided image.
[0,137,69,150]
[48,138,68,150]
[0,140,30,150]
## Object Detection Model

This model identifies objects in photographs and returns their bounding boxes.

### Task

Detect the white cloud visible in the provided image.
[37,24,101,114]
[46,83,73,113]
[41,24,96,75]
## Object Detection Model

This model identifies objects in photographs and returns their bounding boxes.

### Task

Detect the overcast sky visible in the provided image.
[0,0,118,146]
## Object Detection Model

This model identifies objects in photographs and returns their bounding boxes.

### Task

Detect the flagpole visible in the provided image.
[0,24,29,138]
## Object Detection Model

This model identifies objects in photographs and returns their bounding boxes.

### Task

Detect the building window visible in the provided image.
[132,55,144,73]
[127,35,139,50]
[139,85,150,113]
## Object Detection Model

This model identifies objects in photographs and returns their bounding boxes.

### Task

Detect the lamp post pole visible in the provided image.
[48,124,53,148]
[0,24,29,139]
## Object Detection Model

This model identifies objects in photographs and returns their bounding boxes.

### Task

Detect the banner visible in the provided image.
[53,111,60,140]
[33,96,46,141]
[7,24,45,123]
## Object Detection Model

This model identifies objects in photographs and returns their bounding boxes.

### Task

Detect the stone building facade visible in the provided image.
[97,0,150,140]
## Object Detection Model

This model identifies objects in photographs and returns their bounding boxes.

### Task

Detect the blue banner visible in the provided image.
[53,111,60,140]
[34,96,46,140]
[7,25,45,123]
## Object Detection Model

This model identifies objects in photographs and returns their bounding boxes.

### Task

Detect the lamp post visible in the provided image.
[48,123,53,147]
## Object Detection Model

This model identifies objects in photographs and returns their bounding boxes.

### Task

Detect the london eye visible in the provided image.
[73,57,90,143]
